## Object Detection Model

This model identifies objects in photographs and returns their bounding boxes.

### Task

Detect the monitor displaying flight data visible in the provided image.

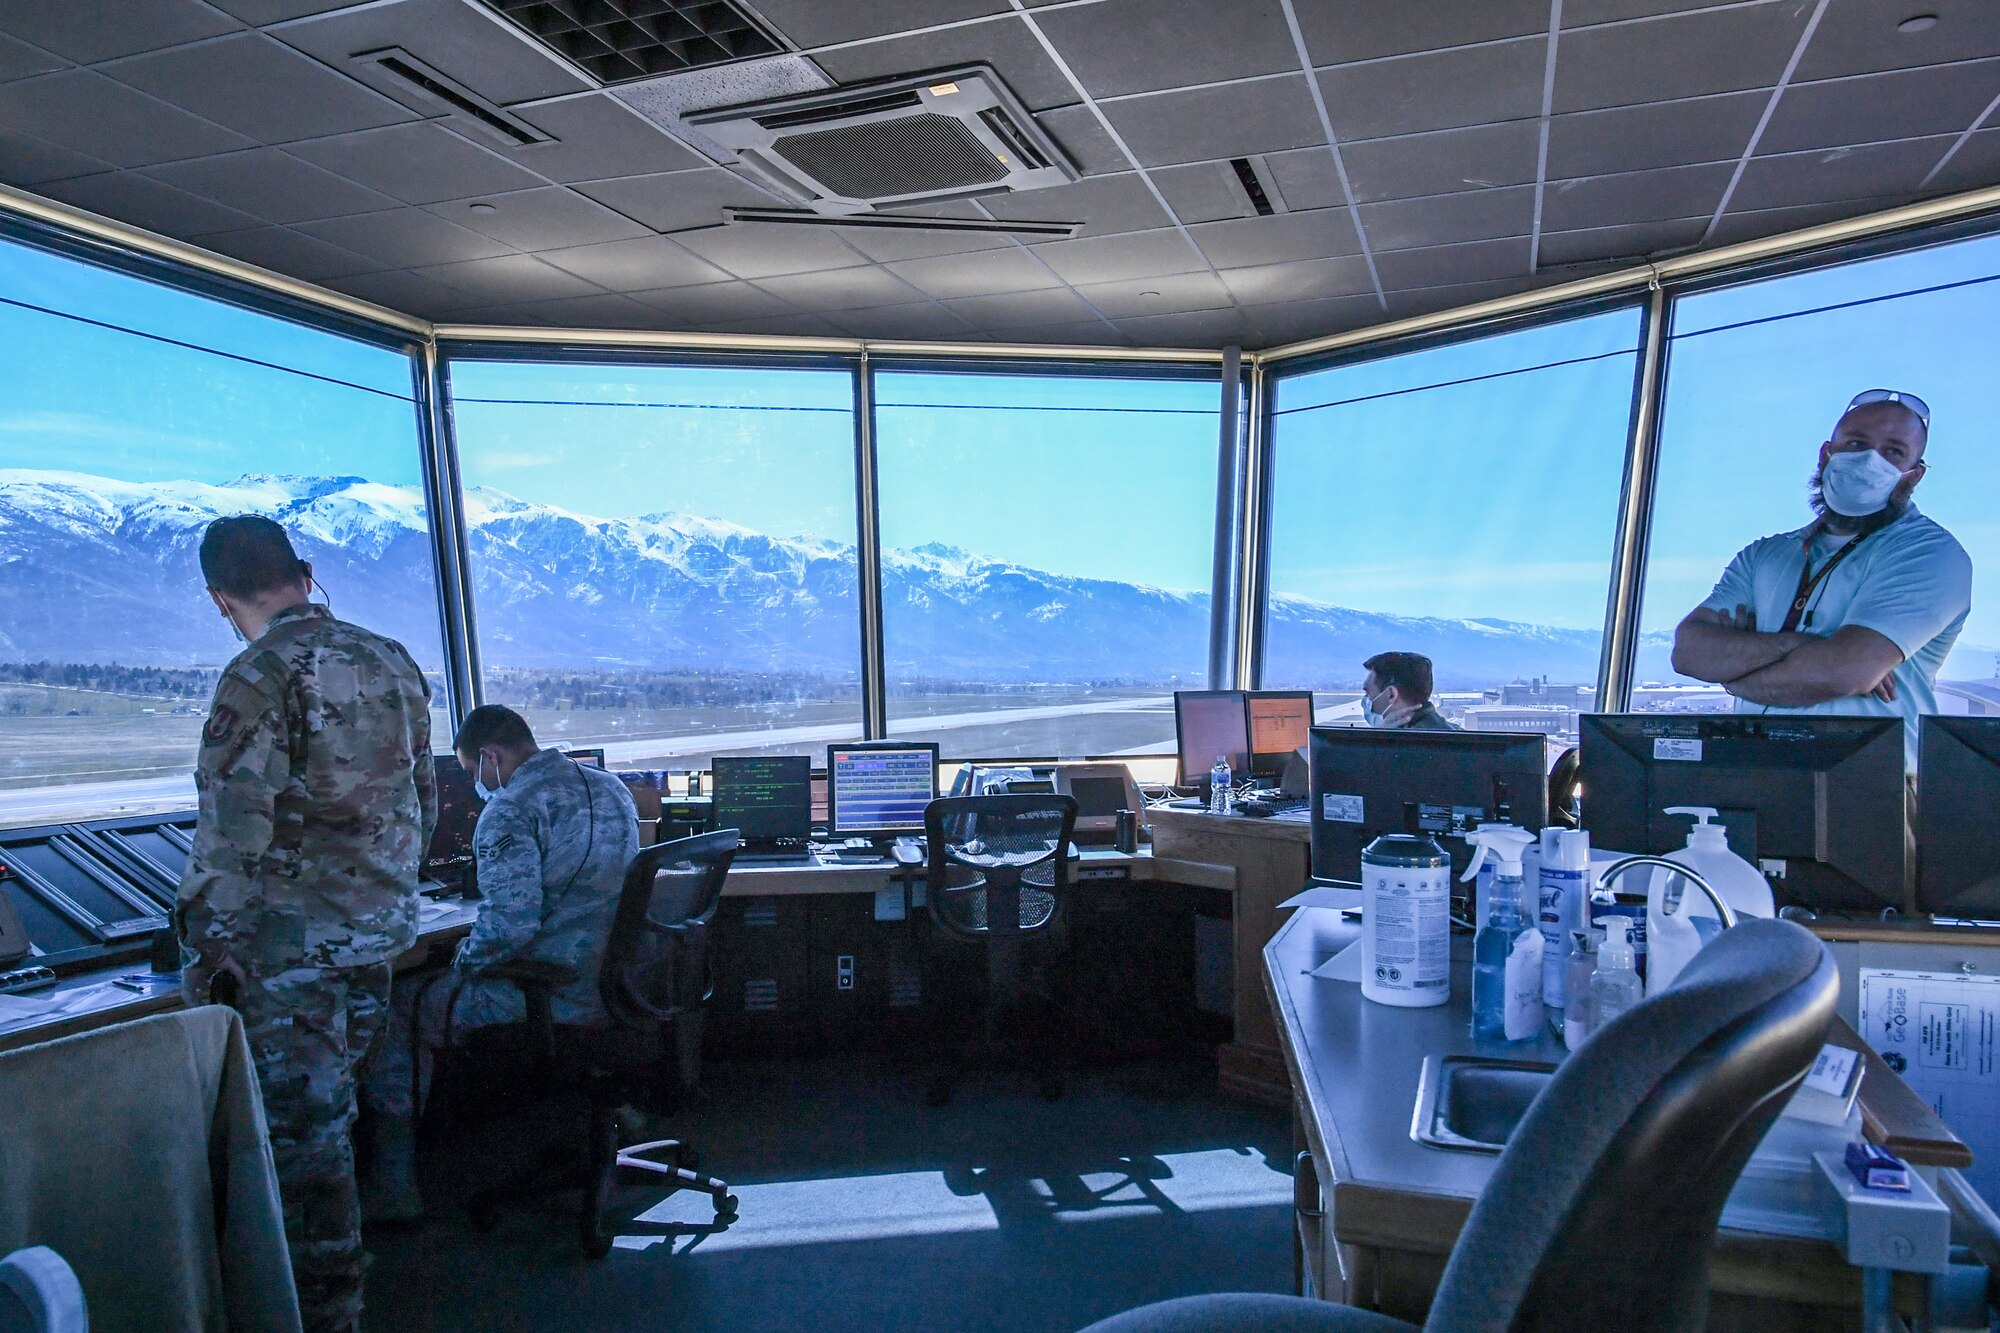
[1246,690,1315,778]
[1174,690,1251,786]
[711,755,813,848]
[424,753,484,896]
[828,742,940,838]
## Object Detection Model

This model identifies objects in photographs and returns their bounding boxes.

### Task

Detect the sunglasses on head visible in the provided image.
[1846,388,1931,430]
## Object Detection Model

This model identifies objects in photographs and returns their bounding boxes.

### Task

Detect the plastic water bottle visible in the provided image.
[1207,755,1233,814]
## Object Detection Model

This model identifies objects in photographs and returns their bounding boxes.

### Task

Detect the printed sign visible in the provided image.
[1859,968,2000,1203]
[1653,737,1704,762]
[1322,793,1364,824]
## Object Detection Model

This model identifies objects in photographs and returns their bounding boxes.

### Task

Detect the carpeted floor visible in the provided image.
[363,1053,1295,1332]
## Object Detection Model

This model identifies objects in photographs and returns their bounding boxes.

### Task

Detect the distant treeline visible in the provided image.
[486,667,861,711]
[0,661,220,698]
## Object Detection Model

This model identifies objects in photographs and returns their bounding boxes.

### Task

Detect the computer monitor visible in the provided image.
[1917,717,2000,919]
[424,754,484,895]
[1053,762,1144,838]
[711,755,813,849]
[1579,713,1906,914]
[827,742,940,838]
[1310,727,1549,883]
[1246,690,1315,779]
[565,747,606,769]
[1175,690,1250,786]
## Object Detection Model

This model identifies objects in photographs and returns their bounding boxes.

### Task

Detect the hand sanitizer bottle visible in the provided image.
[1207,755,1233,815]
[1591,917,1643,1028]
[1463,825,1542,1043]
[1563,928,1598,1050]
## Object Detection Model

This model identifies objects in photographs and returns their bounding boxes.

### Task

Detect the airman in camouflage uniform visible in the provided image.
[178,516,435,1333]
[359,704,638,1220]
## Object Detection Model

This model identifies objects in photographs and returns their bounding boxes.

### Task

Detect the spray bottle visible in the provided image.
[1646,807,1774,995]
[1462,825,1542,1043]
[1537,827,1590,1010]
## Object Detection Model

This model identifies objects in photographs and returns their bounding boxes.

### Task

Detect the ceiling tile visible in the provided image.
[1798,0,2000,82]
[940,286,1102,328]
[1070,270,1234,319]
[0,32,61,83]
[1037,0,1300,99]
[424,186,650,251]
[286,122,543,207]
[1563,0,1744,24]
[0,70,254,168]
[748,0,1009,48]
[826,302,978,341]
[883,247,1064,299]
[511,94,707,183]
[705,312,849,337]
[1759,62,2000,155]
[195,223,384,281]
[1029,227,1208,284]
[1257,149,1347,213]
[325,266,469,318]
[0,0,239,63]
[752,265,930,310]
[1546,90,1766,177]
[1033,103,1131,175]
[1100,76,1327,167]
[145,148,399,224]
[1360,184,1536,252]
[982,172,1172,237]
[1536,217,1706,268]
[103,33,414,146]
[271,0,589,107]
[0,130,110,186]
[1291,0,1549,63]
[1375,236,1534,290]
[1114,306,1252,349]
[1152,161,1256,224]
[1736,136,1960,212]
[1341,121,1543,203]
[410,253,605,305]
[831,221,1016,262]
[1386,272,1545,317]
[989,319,1135,348]
[1245,292,1385,346]
[626,280,799,323]
[812,16,1077,111]
[1217,254,1376,304]
[535,235,729,291]
[1542,161,1735,231]
[1187,207,1361,268]
[1706,197,1904,247]
[670,223,872,279]
[296,208,513,268]
[446,291,665,330]
[1553,3,1808,113]
[1927,127,2000,195]
[38,170,263,239]
[573,168,775,233]
[207,0,358,21]
[1321,39,1545,142]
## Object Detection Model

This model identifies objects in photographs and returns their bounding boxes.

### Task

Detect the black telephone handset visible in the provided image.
[0,892,29,966]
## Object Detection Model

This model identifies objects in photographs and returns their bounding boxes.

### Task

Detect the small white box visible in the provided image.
[1813,1149,1951,1274]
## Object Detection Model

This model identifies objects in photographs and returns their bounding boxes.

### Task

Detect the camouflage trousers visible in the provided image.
[236,961,392,1333]
[359,966,525,1122]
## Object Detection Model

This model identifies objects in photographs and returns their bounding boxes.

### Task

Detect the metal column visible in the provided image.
[1596,283,1672,712]
[853,353,888,738]
[415,340,481,727]
[1207,346,1244,689]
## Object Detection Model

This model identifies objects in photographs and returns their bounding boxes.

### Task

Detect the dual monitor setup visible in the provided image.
[715,743,940,862]
[1173,689,1317,786]
[1301,710,2000,922]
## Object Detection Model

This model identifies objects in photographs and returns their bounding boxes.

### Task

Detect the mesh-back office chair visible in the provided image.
[1078,918,1838,1333]
[922,794,1078,1107]
[459,829,741,1258]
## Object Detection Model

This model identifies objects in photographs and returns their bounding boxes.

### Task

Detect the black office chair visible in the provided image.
[921,793,1078,1107]
[1077,917,1838,1333]
[458,829,741,1258]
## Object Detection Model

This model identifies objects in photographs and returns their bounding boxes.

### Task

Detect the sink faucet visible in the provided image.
[1595,856,1738,931]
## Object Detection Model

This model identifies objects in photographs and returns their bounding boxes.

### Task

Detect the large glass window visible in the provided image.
[1263,309,1642,747]
[0,233,447,828]
[1639,230,2000,714]
[447,359,863,766]
[875,369,1221,760]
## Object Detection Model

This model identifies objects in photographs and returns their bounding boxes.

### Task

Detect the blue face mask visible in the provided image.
[472,752,500,803]
[1361,685,1393,728]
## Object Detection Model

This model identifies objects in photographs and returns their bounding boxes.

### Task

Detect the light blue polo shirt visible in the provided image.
[1701,503,1972,765]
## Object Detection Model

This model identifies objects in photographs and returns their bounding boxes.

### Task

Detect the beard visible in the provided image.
[1809,462,1908,532]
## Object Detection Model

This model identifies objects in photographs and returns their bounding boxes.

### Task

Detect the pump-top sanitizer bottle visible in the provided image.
[1591,917,1643,1028]
[1463,825,1542,1043]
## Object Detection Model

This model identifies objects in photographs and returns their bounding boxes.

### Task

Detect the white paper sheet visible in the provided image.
[1309,941,1364,982]
[1279,885,1364,913]
[1858,967,2000,1201]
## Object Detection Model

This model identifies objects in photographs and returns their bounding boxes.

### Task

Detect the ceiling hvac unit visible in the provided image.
[685,65,1077,216]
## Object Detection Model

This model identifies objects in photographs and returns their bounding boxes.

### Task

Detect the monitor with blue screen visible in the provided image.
[827,742,940,838]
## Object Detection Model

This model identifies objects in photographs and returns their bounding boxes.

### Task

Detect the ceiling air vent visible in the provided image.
[475,0,783,85]
[686,65,1077,216]
[350,49,555,148]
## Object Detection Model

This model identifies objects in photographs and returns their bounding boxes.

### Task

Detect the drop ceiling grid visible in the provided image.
[0,0,1992,346]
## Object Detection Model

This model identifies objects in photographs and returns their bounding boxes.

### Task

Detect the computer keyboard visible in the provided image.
[1237,793,1309,819]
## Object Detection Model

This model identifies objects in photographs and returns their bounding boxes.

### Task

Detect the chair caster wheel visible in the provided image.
[716,1193,739,1219]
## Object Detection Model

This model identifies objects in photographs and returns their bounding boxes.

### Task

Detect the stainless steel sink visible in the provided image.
[1411,1054,1557,1153]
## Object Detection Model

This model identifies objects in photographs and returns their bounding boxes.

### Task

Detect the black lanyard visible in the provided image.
[1780,529,1872,633]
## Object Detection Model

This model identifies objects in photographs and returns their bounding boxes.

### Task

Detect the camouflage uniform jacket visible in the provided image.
[456,749,639,1025]
[178,604,437,971]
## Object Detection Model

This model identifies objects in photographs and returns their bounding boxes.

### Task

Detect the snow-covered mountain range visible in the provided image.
[0,469,1658,686]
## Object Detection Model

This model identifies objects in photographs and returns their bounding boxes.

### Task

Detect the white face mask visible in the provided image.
[1819,448,1907,518]
[1361,685,1393,728]
[472,751,500,803]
